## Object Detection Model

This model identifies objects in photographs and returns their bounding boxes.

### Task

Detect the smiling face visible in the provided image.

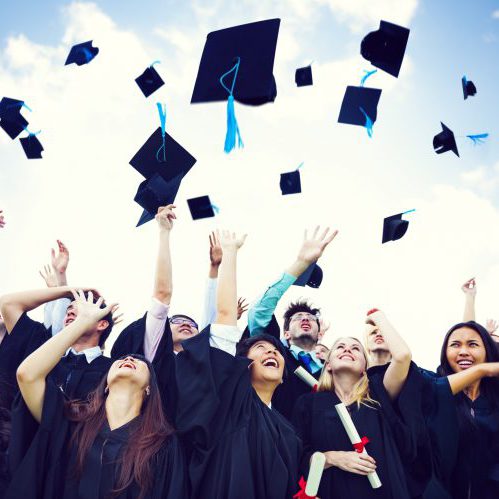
[446,327,487,373]
[327,337,367,376]
[107,356,151,390]
[247,340,285,385]
[170,315,199,347]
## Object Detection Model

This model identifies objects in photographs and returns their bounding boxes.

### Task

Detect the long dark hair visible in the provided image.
[437,321,499,439]
[65,355,174,498]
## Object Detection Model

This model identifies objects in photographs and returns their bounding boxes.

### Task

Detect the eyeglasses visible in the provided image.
[169,317,198,329]
[290,313,317,322]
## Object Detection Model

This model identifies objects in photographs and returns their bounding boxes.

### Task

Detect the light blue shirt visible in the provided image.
[247,273,296,335]
[289,344,323,374]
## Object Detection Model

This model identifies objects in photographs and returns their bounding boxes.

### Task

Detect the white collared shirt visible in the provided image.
[64,345,102,364]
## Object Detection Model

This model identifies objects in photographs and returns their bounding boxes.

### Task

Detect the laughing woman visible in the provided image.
[292,310,426,499]
[174,230,302,499]
[424,321,499,499]
[5,290,186,499]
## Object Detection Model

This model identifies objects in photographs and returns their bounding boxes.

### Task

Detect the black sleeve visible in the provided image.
[110,313,148,359]
[243,314,281,340]
[291,393,314,476]
[0,313,50,387]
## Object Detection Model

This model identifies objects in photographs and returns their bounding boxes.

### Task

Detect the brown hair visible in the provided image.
[318,337,379,409]
[65,355,174,498]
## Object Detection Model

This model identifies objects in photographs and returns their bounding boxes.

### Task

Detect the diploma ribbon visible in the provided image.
[293,477,316,499]
[311,384,318,393]
[353,436,370,453]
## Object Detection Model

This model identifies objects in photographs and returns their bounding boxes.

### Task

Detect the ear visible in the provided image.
[283,330,291,341]
[97,319,109,332]
[325,361,332,373]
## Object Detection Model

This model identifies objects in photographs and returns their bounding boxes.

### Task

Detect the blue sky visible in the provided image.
[1,0,499,366]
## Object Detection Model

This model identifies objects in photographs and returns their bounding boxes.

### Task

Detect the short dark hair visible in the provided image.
[283,300,320,332]
[170,314,198,329]
[236,334,288,378]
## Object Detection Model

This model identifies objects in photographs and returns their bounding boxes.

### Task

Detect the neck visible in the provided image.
[173,342,183,354]
[332,371,361,404]
[370,349,391,367]
[71,337,100,353]
[105,384,143,430]
[464,379,481,401]
[290,337,315,352]
[252,380,276,407]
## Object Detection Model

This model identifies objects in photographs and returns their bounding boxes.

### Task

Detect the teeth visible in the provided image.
[262,359,278,368]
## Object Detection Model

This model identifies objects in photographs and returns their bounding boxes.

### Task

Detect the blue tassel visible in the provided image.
[211,203,220,214]
[360,69,377,87]
[224,95,243,153]
[359,107,373,138]
[156,102,167,162]
[466,133,489,145]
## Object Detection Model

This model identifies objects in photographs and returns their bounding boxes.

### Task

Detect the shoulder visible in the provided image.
[11,312,48,337]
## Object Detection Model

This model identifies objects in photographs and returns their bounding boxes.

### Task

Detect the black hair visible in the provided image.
[236,334,288,378]
[170,314,198,328]
[282,300,320,332]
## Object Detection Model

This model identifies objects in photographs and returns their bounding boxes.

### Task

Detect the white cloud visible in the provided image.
[492,10,499,19]
[460,161,499,197]
[316,0,418,32]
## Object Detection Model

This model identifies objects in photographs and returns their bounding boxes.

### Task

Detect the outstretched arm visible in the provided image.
[16,290,117,422]
[153,205,175,304]
[447,362,499,395]
[461,278,476,322]
[51,240,70,286]
[368,310,412,400]
[247,226,338,335]
[200,232,223,329]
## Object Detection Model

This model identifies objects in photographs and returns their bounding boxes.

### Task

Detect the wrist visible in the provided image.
[159,228,171,236]
[56,272,68,286]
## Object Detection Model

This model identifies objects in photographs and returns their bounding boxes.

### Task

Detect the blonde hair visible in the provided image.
[318,337,379,409]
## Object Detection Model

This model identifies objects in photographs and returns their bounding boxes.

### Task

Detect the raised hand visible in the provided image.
[69,290,117,326]
[0,210,5,228]
[51,240,70,275]
[461,278,477,296]
[112,310,124,326]
[216,229,247,252]
[237,297,249,320]
[318,318,331,341]
[486,319,499,341]
[297,226,338,264]
[39,264,59,288]
[156,204,176,231]
[209,231,223,267]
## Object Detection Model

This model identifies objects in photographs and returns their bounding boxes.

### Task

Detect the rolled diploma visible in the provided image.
[294,366,318,389]
[334,402,382,489]
[305,452,326,496]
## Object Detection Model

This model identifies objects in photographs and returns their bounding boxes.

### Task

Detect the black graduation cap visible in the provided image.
[294,263,323,288]
[280,170,301,195]
[295,65,313,87]
[191,18,280,106]
[433,122,459,157]
[382,212,413,243]
[130,127,197,182]
[65,40,99,66]
[338,86,381,127]
[462,76,477,100]
[187,195,216,220]
[20,134,43,159]
[135,65,165,98]
[134,173,183,227]
[0,97,29,140]
[360,20,410,78]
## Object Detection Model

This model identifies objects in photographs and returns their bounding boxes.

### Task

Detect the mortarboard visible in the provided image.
[338,86,381,136]
[295,65,313,87]
[462,76,477,100]
[130,125,196,226]
[382,210,414,243]
[134,173,183,227]
[130,127,196,182]
[191,18,280,106]
[360,20,410,78]
[191,19,281,153]
[187,195,217,220]
[294,263,323,288]
[65,40,99,66]
[0,97,30,140]
[280,169,301,195]
[135,63,165,98]
[20,133,43,159]
[433,122,459,157]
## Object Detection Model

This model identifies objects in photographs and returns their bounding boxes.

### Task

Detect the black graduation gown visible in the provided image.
[5,380,187,499]
[245,314,321,421]
[292,364,430,499]
[0,313,112,400]
[175,328,303,499]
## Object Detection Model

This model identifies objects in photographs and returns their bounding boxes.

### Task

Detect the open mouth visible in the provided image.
[261,358,280,369]
[457,359,473,369]
[119,360,136,370]
[339,354,355,361]
[301,322,311,331]
[65,318,75,326]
